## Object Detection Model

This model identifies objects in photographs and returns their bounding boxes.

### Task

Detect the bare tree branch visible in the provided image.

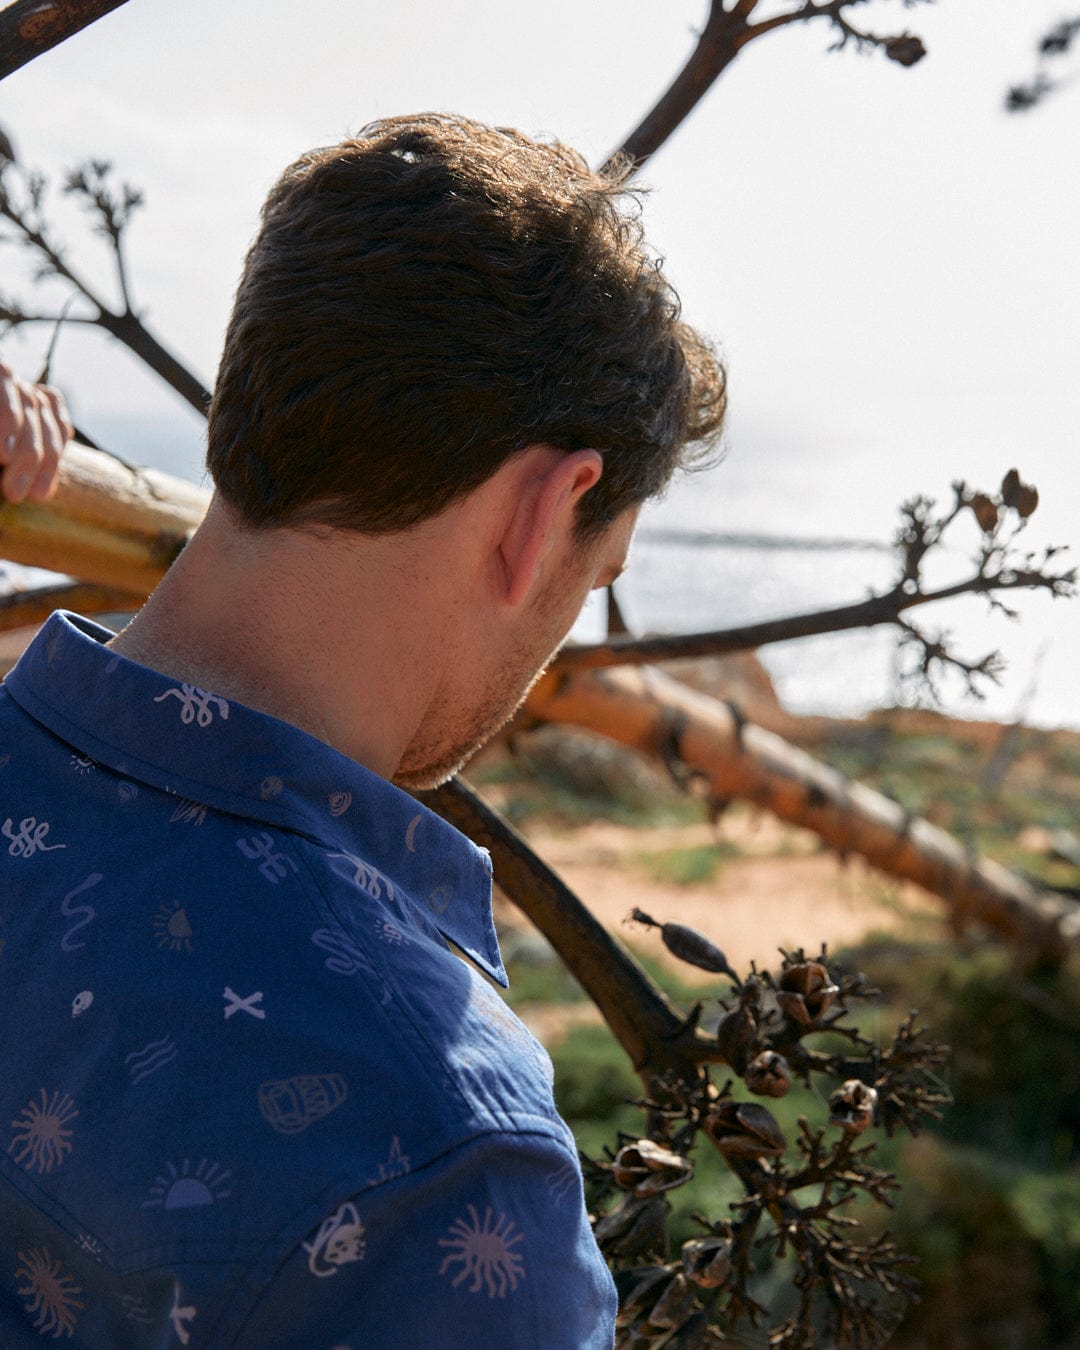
[417,777,724,1083]
[606,0,927,173]
[0,0,130,82]
[1007,14,1080,111]
[555,474,1075,687]
[0,154,211,412]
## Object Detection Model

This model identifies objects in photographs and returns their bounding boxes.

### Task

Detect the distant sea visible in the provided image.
[69,412,1080,734]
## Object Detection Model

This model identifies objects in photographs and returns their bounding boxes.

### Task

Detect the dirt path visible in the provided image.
[499,809,943,1004]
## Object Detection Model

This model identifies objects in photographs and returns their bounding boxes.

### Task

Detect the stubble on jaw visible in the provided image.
[390,649,556,791]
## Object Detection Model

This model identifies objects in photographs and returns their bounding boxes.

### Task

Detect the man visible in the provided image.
[0,114,724,1347]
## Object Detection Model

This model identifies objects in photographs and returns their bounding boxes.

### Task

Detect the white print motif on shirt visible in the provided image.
[311,927,371,977]
[328,790,352,817]
[15,1246,84,1338]
[153,683,230,728]
[119,1294,153,1325]
[368,1135,411,1187]
[438,1205,525,1298]
[154,900,193,953]
[303,1201,367,1277]
[169,1283,197,1346]
[404,813,422,853]
[60,872,103,951]
[2,815,66,858]
[8,1088,78,1174]
[125,1035,178,1085]
[143,1158,233,1210]
[223,986,265,1020]
[237,832,299,884]
[427,884,453,915]
[71,990,94,1018]
[169,798,207,826]
[547,1159,582,1204]
[257,1073,349,1135]
[69,754,95,775]
[76,1232,104,1259]
[327,850,395,901]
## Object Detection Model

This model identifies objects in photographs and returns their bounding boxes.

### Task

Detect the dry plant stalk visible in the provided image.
[587,923,950,1349]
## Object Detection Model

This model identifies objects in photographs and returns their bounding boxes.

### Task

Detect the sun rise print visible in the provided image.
[153,899,193,953]
[143,1158,234,1210]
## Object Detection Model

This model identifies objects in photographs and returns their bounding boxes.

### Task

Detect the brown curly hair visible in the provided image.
[207,113,726,540]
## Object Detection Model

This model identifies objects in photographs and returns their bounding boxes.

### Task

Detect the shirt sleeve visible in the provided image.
[230,1129,617,1350]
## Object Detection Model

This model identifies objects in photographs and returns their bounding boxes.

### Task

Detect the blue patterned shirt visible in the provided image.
[0,612,616,1347]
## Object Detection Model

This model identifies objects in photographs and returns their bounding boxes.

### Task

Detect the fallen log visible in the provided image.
[0,441,207,594]
[522,663,1080,965]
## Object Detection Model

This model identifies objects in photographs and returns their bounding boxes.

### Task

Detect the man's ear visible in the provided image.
[498,447,603,609]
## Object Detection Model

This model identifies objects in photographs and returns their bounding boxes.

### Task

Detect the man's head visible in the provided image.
[207,112,726,542]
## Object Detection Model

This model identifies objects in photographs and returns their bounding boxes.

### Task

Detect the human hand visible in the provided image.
[0,361,74,503]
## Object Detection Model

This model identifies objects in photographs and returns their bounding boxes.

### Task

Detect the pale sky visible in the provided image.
[1,0,1077,723]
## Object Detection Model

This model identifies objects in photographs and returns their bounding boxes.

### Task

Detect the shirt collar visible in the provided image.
[4,610,507,986]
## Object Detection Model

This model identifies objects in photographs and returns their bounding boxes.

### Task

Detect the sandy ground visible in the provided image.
[497,808,945,1043]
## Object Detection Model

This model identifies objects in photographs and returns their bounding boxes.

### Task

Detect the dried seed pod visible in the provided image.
[968,491,1000,533]
[642,1272,695,1331]
[594,1195,669,1259]
[1001,468,1039,518]
[714,1004,757,1074]
[777,960,840,1026]
[829,1079,879,1135]
[744,1050,792,1099]
[614,1265,676,1327]
[682,1234,734,1289]
[613,1139,693,1196]
[629,908,737,980]
[665,1309,712,1349]
[704,1099,786,1160]
[885,34,926,66]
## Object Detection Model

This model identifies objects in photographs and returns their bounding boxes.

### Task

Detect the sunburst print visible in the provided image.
[15,1246,84,1338]
[143,1158,233,1210]
[9,1088,77,1174]
[153,900,193,954]
[438,1204,525,1298]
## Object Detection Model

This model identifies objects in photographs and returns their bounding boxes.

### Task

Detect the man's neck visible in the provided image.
[108,496,454,779]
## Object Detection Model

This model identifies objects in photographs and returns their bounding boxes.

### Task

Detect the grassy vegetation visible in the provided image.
[632,839,742,886]
[819,717,1080,890]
